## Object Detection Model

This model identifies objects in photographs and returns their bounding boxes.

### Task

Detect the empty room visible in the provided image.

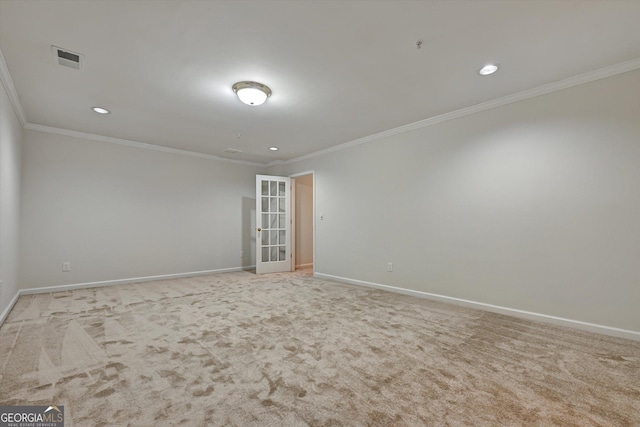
[1,1,639,425]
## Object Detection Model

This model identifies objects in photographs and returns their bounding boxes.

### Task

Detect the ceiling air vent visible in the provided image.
[223,148,243,155]
[52,45,84,70]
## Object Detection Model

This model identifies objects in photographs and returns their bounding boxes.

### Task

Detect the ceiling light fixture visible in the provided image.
[232,81,272,106]
[269,146,279,151]
[92,106,110,114]
[478,64,499,76]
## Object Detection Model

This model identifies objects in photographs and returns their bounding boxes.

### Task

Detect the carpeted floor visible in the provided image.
[0,270,639,426]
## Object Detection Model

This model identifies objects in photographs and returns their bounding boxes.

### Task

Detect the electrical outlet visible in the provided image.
[387,262,393,272]
[62,262,71,272]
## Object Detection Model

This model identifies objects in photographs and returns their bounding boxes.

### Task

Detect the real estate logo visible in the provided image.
[0,405,64,427]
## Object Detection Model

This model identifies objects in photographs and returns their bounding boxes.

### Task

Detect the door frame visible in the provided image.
[290,170,315,275]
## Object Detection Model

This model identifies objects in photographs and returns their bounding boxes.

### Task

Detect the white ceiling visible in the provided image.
[1,0,640,165]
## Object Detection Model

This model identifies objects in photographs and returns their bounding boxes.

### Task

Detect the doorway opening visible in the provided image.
[292,172,314,273]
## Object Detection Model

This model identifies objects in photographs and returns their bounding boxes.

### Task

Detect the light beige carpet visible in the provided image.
[0,270,639,426]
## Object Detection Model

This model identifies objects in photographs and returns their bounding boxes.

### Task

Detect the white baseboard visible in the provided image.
[20,266,255,296]
[0,290,21,327]
[315,272,640,342]
[6,268,637,342]
[0,266,255,328]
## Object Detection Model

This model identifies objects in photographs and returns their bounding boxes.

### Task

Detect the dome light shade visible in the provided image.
[232,81,272,106]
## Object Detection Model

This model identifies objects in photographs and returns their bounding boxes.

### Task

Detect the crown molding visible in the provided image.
[0,49,27,126]
[2,47,264,167]
[24,124,265,167]
[5,37,640,170]
[270,56,640,168]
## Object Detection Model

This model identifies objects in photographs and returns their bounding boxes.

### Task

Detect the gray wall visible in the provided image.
[0,79,22,316]
[294,174,313,267]
[20,129,263,289]
[272,69,640,333]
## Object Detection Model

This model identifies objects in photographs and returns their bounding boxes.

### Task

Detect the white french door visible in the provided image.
[256,175,292,274]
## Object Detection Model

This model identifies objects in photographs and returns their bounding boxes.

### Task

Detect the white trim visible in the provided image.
[0,290,21,327]
[4,38,640,169]
[23,124,264,168]
[289,170,315,178]
[269,56,640,167]
[0,49,27,126]
[20,266,255,296]
[315,272,640,342]
[0,266,255,327]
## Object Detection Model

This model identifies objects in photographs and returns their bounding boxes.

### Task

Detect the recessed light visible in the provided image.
[479,64,499,76]
[92,107,110,114]
[269,147,279,151]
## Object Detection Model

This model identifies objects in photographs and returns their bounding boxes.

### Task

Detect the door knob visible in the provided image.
[257,228,262,232]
